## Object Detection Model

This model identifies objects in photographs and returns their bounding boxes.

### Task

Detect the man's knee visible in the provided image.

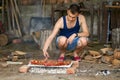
[78,37,88,47]
[57,36,67,47]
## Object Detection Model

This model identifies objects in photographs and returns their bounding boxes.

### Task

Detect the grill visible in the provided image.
[28,60,73,74]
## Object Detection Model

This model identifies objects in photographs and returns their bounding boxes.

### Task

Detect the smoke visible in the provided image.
[29,17,52,35]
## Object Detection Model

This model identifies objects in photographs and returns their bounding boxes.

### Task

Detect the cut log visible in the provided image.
[0,34,8,46]
[88,50,101,57]
[114,50,120,59]
[84,55,94,61]
[12,50,27,55]
[100,48,113,54]
[112,59,120,66]
[101,56,114,64]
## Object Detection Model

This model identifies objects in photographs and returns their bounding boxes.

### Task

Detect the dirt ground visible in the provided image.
[0,41,120,80]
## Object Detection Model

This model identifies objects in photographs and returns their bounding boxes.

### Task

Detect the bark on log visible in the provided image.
[0,34,8,46]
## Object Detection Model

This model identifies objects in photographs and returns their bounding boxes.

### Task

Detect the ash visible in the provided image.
[29,67,68,74]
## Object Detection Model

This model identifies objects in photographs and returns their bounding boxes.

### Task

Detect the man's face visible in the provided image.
[67,10,79,22]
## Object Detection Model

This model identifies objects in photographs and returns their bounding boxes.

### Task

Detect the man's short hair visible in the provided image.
[68,4,80,14]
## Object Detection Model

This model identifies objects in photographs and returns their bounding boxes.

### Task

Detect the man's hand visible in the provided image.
[67,33,76,44]
[42,49,50,58]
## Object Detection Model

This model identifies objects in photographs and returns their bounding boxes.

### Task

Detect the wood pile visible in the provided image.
[82,48,120,67]
[0,50,30,62]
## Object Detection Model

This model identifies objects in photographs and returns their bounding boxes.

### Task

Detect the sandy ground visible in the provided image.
[0,42,120,80]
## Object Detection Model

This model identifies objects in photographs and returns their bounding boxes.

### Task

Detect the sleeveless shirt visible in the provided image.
[58,16,80,38]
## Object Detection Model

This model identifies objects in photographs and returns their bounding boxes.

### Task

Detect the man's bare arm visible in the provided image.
[42,17,63,58]
[78,14,89,37]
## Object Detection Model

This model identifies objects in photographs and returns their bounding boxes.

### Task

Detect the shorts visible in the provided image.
[56,36,80,51]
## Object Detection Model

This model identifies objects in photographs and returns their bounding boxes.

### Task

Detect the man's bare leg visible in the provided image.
[57,36,68,60]
[73,37,88,61]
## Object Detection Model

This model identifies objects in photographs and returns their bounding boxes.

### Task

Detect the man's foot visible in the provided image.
[74,56,81,61]
[58,56,65,61]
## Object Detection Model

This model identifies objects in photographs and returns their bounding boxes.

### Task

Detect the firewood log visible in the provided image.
[112,59,120,66]
[101,56,114,64]
[84,55,94,61]
[15,51,27,55]
[88,50,101,57]
[100,48,113,54]
[0,34,8,46]
[114,49,120,59]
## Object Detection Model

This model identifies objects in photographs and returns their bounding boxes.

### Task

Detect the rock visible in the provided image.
[0,63,8,68]
[19,65,30,73]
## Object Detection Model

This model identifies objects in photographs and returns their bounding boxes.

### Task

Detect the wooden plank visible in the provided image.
[14,0,20,17]
[112,28,120,48]
[2,0,4,24]
[6,0,12,31]
[105,5,120,8]
[7,61,23,64]
[102,3,108,43]
[90,7,94,40]
[10,0,22,37]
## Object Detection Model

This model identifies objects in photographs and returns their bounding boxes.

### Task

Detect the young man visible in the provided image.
[43,4,89,61]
